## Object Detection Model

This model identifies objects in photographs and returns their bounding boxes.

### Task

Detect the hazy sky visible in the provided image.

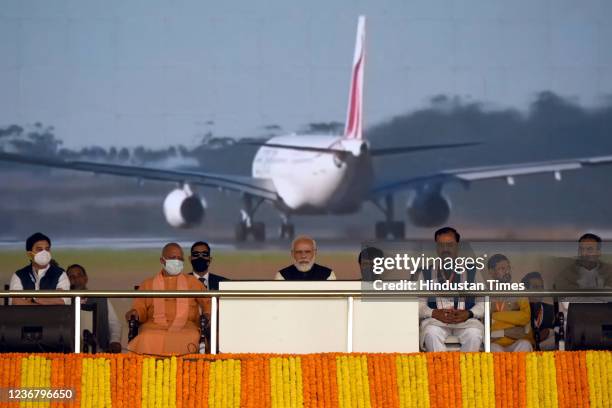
[1,0,611,148]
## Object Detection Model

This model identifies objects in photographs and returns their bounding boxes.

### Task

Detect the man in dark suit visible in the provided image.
[189,241,228,290]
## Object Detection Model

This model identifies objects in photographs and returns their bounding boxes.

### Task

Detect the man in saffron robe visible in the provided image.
[125,243,211,354]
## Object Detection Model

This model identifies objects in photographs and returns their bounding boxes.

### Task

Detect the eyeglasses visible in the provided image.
[191,251,210,258]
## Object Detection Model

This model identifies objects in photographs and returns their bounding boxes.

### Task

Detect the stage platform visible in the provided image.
[0,351,610,407]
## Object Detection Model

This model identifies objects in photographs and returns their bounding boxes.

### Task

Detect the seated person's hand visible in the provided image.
[450,309,470,324]
[12,297,36,305]
[432,309,455,324]
[109,342,122,353]
[125,309,139,322]
[200,313,211,328]
[503,326,525,340]
[32,297,65,305]
[539,328,551,341]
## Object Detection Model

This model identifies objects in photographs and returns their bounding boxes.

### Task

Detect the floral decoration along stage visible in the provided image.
[0,351,610,408]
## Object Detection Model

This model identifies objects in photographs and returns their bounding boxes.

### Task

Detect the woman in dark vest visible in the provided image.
[275,235,336,280]
[8,232,70,305]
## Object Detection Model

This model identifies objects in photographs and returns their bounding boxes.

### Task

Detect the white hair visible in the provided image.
[291,235,317,251]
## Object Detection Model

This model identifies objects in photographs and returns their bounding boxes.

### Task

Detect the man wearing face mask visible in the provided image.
[487,254,532,352]
[189,241,228,290]
[9,232,70,305]
[124,242,211,354]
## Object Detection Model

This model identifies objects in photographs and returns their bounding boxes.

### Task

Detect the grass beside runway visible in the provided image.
[1,247,360,350]
[0,248,361,291]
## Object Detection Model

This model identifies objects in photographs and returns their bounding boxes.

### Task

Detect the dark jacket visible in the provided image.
[422,267,477,311]
[192,272,229,290]
[14,263,65,290]
[279,263,333,281]
[207,273,229,291]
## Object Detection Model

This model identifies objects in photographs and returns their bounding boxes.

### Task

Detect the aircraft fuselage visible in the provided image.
[252,135,373,214]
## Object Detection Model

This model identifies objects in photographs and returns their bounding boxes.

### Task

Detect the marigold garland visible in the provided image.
[0,351,608,407]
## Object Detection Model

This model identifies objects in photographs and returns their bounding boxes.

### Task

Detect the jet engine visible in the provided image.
[406,192,451,227]
[163,184,207,228]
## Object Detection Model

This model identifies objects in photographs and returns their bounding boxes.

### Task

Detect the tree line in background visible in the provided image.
[1,91,611,169]
[0,121,345,166]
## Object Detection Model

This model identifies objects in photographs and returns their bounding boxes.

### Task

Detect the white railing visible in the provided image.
[3,289,610,354]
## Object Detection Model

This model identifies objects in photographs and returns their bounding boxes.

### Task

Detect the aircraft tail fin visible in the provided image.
[343,15,366,141]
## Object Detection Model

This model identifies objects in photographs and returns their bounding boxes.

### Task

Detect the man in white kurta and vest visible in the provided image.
[275,235,336,281]
[419,227,484,352]
[9,232,70,305]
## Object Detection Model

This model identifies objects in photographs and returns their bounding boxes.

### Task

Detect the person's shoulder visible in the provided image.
[209,272,228,281]
[137,276,156,289]
[313,263,332,272]
[554,262,580,287]
[184,274,200,283]
[558,261,579,277]
[517,297,531,307]
[599,261,612,275]
[14,264,32,275]
[184,274,206,289]
[49,263,65,275]
[279,264,295,273]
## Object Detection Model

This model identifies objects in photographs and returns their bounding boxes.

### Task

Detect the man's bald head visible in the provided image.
[161,243,184,260]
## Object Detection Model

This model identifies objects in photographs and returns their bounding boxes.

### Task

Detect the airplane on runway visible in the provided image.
[2,15,612,241]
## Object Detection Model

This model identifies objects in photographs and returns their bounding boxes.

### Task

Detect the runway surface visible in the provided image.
[0,236,367,251]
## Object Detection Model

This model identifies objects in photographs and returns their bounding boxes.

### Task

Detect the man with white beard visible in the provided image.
[275,235,336,280]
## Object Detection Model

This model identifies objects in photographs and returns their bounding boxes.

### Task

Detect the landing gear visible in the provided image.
[235,221,247,242]
[235,218,266,242]
[375,221,405,240]
[373,194,405,240]
[235,195,266,242]
[252,222,266,241]
[279,214,295,240]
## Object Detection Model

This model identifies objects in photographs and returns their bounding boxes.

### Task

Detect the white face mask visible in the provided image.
[33,250,52,267]
[163,259,184,276]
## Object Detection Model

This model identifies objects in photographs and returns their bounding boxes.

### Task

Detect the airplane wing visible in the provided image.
[370,155,612,197]
[0,151,278,200]
[240,140,480,156]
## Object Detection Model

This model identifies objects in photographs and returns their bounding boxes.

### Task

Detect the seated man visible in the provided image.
[9,232,69,305]
[487,254,532,352]
[125,243,211,354]
[358,247,383,282]
[419,227,483,352]
[189,241,228,290]
[555,233,612,290]
[66,264,122,353]
[189,240,226,353]
[554,233,612,332]
[275,235,336,280]
[521,271,556,350]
